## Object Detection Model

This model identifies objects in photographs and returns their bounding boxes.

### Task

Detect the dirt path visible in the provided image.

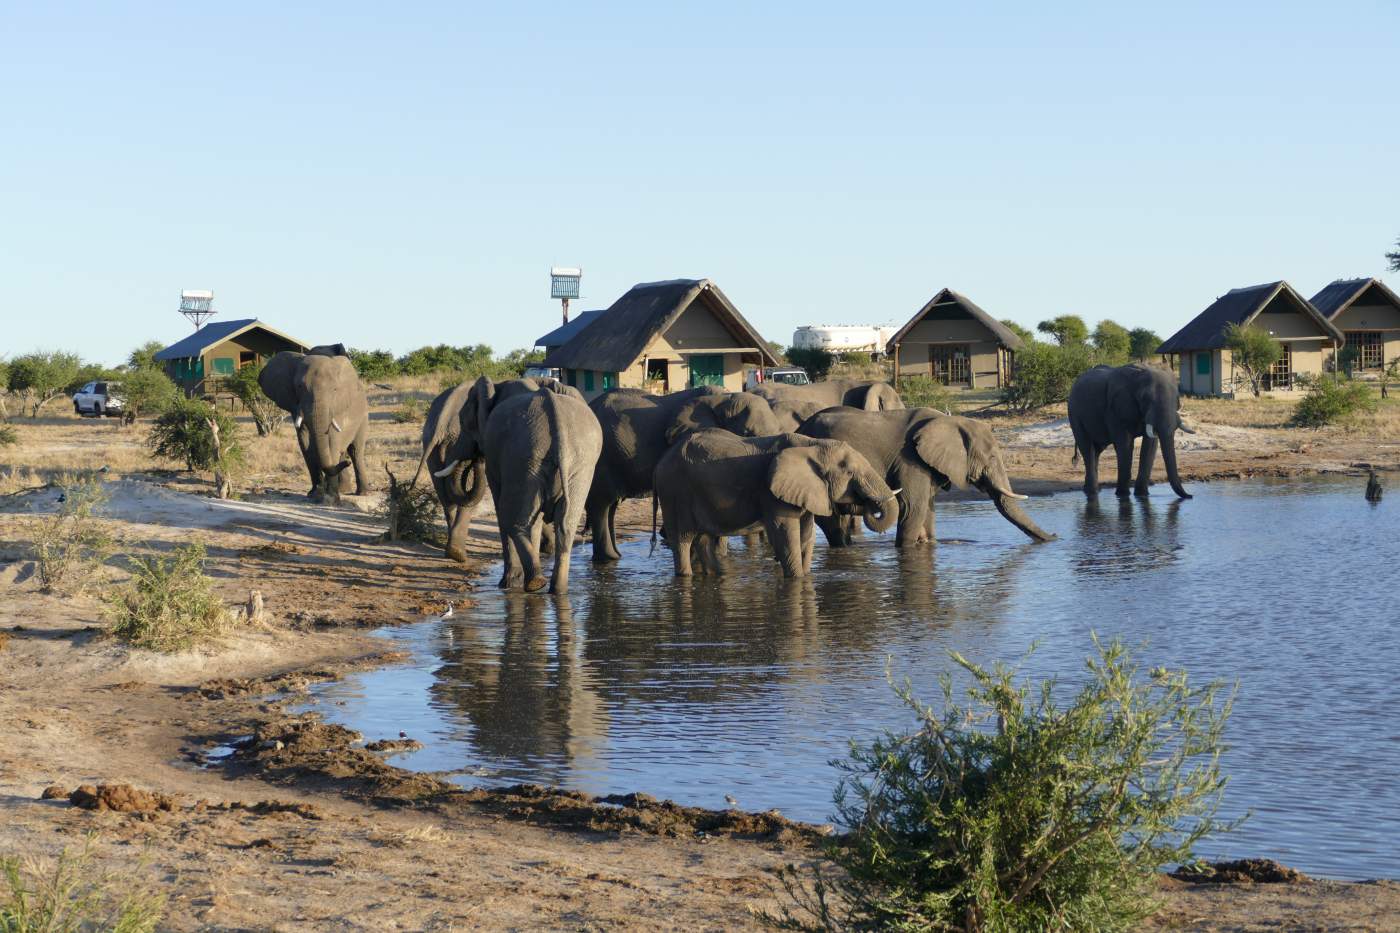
[3,409,1399,929]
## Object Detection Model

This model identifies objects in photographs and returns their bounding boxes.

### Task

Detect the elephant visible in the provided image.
[1068,363,1195,499]
[430,376,600,593]
[653,429,898,578]
[258,346,369,502]
[415,377,581,563]
[585,387,782,562]
[769,398,827,432]
[753,378,904,414]
[798,408,1053,546]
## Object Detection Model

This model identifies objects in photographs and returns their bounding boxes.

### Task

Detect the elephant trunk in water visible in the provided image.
[980,461,1055,542]
[1156,426,1192,499]
[853,472,900,534]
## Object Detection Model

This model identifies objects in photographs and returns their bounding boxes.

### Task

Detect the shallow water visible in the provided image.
[309,477,1400,880]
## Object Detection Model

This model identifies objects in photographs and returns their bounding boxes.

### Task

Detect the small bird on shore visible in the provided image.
[1366,470,1383,502]
[441,602,455,618]
[724,794,739,809]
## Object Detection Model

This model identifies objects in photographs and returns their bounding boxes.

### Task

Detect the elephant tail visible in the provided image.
[1070,446,1080,466]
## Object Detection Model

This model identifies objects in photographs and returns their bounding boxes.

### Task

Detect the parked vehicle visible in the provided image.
[523,365,562,382]
[744,367,810,391]
[72,381,125,417]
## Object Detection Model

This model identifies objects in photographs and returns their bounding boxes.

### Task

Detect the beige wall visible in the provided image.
[1253,305,1329,339]
[657,302,738,351]
[1334,300,1400,331]
[895,338,1004,388]
[1180,350,1223,396]
[901,318,996,343]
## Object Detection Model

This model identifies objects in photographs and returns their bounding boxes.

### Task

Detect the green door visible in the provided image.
[688,354,725,388]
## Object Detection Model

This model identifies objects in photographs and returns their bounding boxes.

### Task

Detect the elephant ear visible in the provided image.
[470,376,497,439]
[912,417,972,489]
[768,447,833,516]
[257,351,305,414]
[666,398,719,444]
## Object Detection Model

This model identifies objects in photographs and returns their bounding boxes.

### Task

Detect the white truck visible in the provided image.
[791,324,898,357]
[72,381,125,417]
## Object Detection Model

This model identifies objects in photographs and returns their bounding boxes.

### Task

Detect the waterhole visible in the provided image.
[308,477,1399,880]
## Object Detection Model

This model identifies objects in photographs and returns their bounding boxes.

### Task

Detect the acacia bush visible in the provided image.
[392,397,426,424]
[897,375,958,413]
[147,398,243,497]
[1001,342,1096,411]
[350,344,543,381]
[105,543,229,651]
[772,639,1236,932]
[7,351,81,417]
[1291,375,1378,428]
[117,366,179,423]
[225,363,285,436]
[0,424,15,447]
[32,475,113,594]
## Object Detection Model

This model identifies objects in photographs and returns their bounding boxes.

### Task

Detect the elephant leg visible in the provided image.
[671,532,694,577]
[765,516,804,579]
[588,490,621,563]
[445,503,471,563]
[1112,434,1135,498]
[1134,435,1159,498]
[349,435,368,495]
[800,514,815,572]
[698,535,725,575]
[896,499,931,547]
[498,527,522,588]
[539,522,555,557]
[846,514,863,538]
[1080,439,1100,495]
[509,520,546,592]
[607,501,618,551]
[815,513,848,548]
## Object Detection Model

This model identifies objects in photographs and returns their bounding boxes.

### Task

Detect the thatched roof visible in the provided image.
[535,309,604,349]
[542,279,780,372]
[154,319,308,361]
[885,288,1024,353]
[1157,281,1343,353]
[1309,277,1400,320]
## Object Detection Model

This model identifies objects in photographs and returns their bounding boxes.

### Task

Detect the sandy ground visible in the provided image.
[3,400,1399,930]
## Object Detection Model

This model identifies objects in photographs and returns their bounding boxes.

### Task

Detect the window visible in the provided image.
[565,369,577,387]
[583,370,595,392]
[1196,353,1211,376]
[212,357,236,375]
[601,372,617,390]
[94,382,107,394]
[930,345,971,386]
[1348,332,1383,371]
[1263,344,1293,391]
[646,359,669,391]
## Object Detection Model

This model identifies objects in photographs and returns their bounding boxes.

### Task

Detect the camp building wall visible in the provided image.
[894,315,1003,388]
[563,302,751,398]
[1333,296,1400,370]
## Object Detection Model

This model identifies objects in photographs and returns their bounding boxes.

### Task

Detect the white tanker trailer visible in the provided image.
[791,324,898,357]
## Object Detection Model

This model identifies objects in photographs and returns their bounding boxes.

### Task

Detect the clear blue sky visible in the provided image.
[3,2,1397,366]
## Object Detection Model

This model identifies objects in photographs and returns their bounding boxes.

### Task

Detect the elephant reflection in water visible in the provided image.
[1071,497,1183,579]
[427,594,607,778]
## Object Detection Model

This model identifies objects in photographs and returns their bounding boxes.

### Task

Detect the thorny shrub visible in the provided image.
[896,376,958,414]
[768,638,1238,933]
[0,834,164,933]
[392,397,426,424]
[1291,375,1378,429]
[0,424,16,447]
[381,465,442,545]
[104,543,229,652]
[32,475,113,594]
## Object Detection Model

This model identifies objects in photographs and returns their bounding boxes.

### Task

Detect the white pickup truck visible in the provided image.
[72,381,125,417]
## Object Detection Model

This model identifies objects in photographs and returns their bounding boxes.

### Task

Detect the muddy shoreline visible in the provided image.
[4,410,1400,929]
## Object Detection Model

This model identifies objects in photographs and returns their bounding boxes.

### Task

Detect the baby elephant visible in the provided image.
[653,430,898,578]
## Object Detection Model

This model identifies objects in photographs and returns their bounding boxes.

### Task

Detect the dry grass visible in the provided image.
[369,825,451,848]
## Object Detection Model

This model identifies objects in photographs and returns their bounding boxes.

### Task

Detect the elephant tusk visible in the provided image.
[1178,421,1197,435]
[1144,423,1156,439]
[294,413,304,429]
[887,488,902,499]
[433,459,460,479]
[332,419,343,432]
[1004,492,1030,500]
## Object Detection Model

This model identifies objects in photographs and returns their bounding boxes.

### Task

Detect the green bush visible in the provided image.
[1090,320,1131,365]
[786,347,835,380]
[0,424,15,447]
[897,376,958,413]
[1035,314,1088,347]
[1292,375,1378,428]
[147,398,242,472]
[7,351,82,417]
[105,543,229,651]
[1001,342,1096,411]
[32,475,113,595]
[117,367,179,422]
[125,340,166,373]
[224,362,285,436]
[773,639,1235,933]
[1,835,164,933]
[392,397,426,424]
[1128,327,1162,361]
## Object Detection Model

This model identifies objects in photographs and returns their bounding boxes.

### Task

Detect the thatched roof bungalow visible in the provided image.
[542,279,779,398]
[1309,277,1400,375]
[886,288,1023,389]
[1157,282,1343,396]
[154,318,309,396]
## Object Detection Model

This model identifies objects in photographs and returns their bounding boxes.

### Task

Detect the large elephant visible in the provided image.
[1068,364,1195,499]
[753,378,903,414]
[416,377,585,576]
[653,430,897,578]
[585,387,781,562]
[799,408,1053,546]
[258,346,369,502]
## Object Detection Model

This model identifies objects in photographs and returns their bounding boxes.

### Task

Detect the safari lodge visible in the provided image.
[1309,277,1400,375]
[540,278,780,399]
[1157,281,1345,397]
[885,288,1023,389]
[154,319,310,397]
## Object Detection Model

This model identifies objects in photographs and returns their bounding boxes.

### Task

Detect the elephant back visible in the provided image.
[258,351,306,413]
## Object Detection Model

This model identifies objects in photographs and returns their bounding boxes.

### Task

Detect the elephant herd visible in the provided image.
[253,348,1192,595]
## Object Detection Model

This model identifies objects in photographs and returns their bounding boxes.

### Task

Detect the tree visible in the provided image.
[67,362,116,394]
[119,366,180,423]
[348,348,399,380]
[1036,314,1088,346]
[1222,323,1282,397]
[7,351,82,417]
[766,341,788,363]
[1002,342,1096,411]
[225,362,286,436]
[1000,319,1035,345]
[1091,319,1131,364]
[1386,235,1400,273]
[1128,327,1162,361]
[127,340,166,372]
[785,346,835,380]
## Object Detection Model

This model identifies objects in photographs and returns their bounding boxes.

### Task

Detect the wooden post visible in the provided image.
[205,416,231,500]
[892,342,901,387]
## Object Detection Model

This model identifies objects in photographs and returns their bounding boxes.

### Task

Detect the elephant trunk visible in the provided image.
[990,491,1055,542]
[853,471,899,533]
[1158,429,1192,499]
[454,457,487,507]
